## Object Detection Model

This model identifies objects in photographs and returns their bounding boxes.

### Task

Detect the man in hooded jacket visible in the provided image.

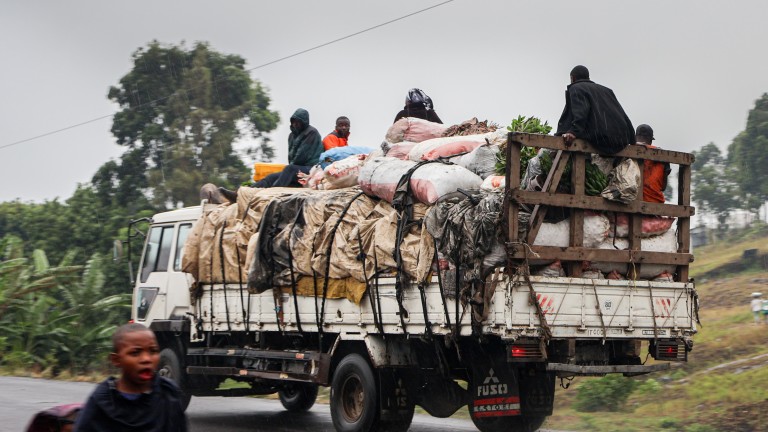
[253,108,323,188]
[555,65,634,155]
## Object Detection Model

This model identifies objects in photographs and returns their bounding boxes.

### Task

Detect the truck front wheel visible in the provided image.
[278,383,319,412]
[157,348,192,411]
[330,353,378,432]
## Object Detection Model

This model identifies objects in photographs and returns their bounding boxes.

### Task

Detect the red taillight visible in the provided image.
[508,343,545,362]
[652,340,688,362]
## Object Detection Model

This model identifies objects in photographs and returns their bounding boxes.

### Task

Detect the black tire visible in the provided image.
[470,414,546,432]
[158,348,192,411]
[278,383,319,412]
[330,353,379,432]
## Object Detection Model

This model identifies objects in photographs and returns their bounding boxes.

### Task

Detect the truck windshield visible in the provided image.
[140,225,174,283]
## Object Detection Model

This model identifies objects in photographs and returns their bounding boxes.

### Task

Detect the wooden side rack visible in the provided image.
[504,133,695,282]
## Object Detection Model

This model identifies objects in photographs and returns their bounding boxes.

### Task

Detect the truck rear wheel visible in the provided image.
[158,348,192,411]
[331,353,378,432]
[278,383,319,412]
[470,414,546,432]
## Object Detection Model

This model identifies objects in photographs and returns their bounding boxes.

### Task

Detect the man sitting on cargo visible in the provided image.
[219,108,323,201]
[555,65,635,155]
[322,116,351,150]
[635,124,671,203]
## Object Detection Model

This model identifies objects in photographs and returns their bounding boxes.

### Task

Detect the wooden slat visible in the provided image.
[510,189,694,218]
[506,244,693,266]
[677,165,692,281]
[527,151,571,244]
[627,158,644,279]
[569,154,586,277]
[507,133,694,165]
[506,140,521,244]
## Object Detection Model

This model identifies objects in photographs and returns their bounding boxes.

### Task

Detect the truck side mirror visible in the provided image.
[113,240,124,263]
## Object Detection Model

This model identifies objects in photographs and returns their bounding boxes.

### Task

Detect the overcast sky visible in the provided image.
[2,0,767,203]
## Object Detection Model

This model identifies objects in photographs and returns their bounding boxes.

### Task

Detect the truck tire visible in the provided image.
[158,348,192,411]
[278,383,319,412]
[470,414,546,432]
[330,353,378,432]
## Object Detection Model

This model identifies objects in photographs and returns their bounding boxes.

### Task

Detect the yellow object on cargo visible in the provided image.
[253,163,286,182]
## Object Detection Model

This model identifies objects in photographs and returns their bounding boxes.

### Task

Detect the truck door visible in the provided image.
[134,223,192,323]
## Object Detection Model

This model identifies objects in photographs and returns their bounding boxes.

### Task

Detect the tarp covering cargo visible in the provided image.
[182,186,434,299]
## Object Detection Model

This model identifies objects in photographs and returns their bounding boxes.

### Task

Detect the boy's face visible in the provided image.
[110,330,160,393]
[335,119,350,138]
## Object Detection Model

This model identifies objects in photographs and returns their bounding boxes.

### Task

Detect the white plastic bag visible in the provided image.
[601,158,640,204]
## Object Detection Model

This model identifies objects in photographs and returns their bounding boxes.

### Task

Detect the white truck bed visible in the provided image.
[196,274,697,341]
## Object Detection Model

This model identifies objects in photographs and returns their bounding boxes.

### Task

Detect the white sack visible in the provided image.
[590,228,679,278]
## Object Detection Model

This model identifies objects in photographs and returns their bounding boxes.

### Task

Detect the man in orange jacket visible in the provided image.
[635,124,671,203]
[322,116,350,150]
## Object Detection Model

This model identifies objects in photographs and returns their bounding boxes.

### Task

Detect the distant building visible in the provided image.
[691,225,708,249]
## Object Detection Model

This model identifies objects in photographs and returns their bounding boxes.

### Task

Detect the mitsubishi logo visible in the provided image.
[483,368,500,384]
[478,368,506,396]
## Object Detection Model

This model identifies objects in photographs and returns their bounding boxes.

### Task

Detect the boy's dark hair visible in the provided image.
[336,116,349,124]
[570,65,590,80]
[112,323,152,352]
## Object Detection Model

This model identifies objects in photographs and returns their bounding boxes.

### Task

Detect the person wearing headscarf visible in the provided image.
[393,88,443,124]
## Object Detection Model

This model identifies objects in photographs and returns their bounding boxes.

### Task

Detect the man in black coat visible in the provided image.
[555,65,634,154]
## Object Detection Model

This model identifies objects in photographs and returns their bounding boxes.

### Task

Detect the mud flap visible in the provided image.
[378,369,414,421]
[518,367,555,416]
[469,355,521,419]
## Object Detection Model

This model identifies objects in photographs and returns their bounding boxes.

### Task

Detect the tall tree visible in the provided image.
[692,143,739,229]
[727,93,768,216]
[107,41,280,208]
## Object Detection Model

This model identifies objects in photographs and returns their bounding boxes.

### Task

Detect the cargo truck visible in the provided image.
[126,133,698,432]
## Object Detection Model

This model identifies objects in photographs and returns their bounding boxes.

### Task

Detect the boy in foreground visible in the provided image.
[74,323,188,432]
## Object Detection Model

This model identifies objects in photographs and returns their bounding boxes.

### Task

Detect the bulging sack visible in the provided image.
[358,157,482,204]
[408,130,506,161]
[386,117,448,144]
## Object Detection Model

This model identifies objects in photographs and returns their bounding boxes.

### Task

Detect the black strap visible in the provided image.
[234,237,250,334]
[287,247,303,334]
[391,159,450,334]
[433,246,453,336]
[357,231,384,336]
[217,221,232,332]
[320,192,366,333]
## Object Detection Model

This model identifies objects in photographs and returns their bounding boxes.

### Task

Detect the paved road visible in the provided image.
[0,376,480,432]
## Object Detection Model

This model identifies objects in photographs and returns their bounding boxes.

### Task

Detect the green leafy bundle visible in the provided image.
[495,115,553,176]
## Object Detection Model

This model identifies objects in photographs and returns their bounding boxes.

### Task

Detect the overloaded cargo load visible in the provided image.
[182,138,682,307]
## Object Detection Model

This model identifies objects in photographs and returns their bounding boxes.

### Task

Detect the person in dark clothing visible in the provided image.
[73,323,187,432]
[217,108,323,201]
[252,108,323,188]
[393,88,443,124]
[555,65,634,154]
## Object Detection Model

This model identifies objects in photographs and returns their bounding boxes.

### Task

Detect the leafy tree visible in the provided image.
[0,237,129,374]
[106,41,280,208]
[573,374,637,412]
[727,93,768,216]
[0,237,81,370]
[57,253,131,374]
[692,143,739,230]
